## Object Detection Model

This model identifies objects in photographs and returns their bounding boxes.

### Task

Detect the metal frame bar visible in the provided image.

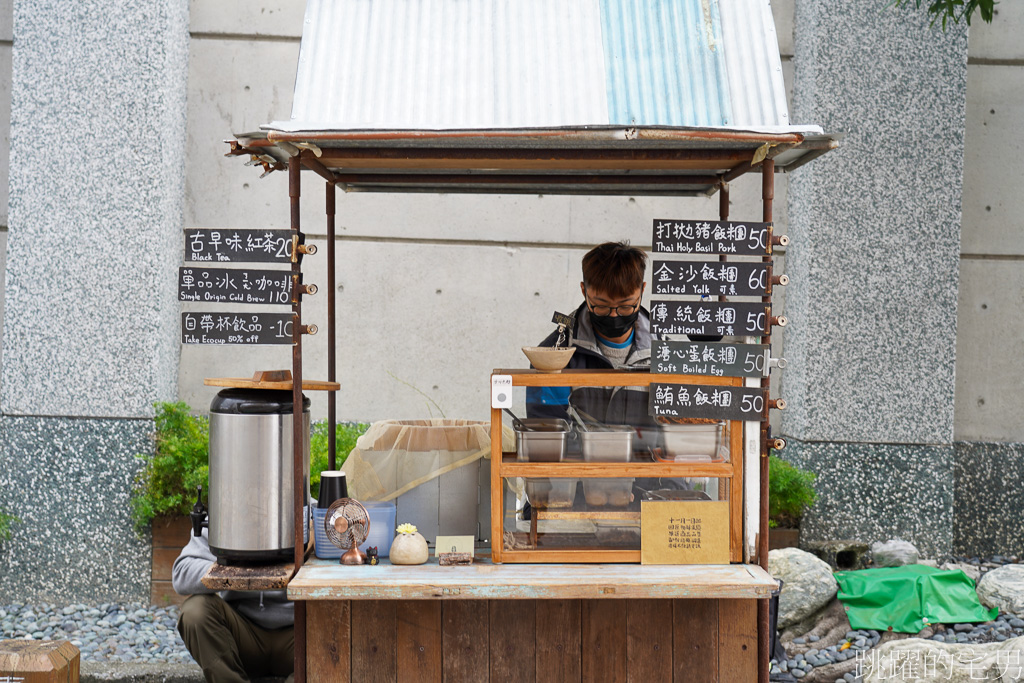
[757,158,775,683]
[288,156,307,683]
[284,148,788,683]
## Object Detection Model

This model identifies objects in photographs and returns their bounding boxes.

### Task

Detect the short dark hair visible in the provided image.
[581,241,647,299]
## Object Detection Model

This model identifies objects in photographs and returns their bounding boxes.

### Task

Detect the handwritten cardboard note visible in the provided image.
[641,500,729,565]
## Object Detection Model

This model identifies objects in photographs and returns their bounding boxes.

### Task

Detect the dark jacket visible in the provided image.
[526,302,655,429]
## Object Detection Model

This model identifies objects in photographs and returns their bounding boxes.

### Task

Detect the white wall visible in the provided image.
[954,2,1024,441]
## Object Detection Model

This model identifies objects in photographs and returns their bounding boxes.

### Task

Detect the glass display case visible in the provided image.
[490,369,746,563]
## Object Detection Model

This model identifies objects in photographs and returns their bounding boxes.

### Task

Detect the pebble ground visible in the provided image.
[769,555,1024,683]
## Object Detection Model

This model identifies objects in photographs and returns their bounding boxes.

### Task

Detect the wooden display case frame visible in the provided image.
[490,368,744,564]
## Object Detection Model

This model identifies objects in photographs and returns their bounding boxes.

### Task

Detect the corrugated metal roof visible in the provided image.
[270,0,805,133]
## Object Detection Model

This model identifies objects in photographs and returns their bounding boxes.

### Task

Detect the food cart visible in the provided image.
[197,2,838,680]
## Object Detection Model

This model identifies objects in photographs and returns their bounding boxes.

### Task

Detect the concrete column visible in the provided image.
[783,1,968,557]
[0,0,188,601]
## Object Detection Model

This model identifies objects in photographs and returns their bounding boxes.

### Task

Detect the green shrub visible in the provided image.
[0,507,19,542]
[768,454,818,529]
[131,402,210,534]
[310,422,369,500]
[131,402,369,533]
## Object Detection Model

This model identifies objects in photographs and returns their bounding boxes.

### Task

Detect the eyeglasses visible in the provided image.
[585,292,642,317]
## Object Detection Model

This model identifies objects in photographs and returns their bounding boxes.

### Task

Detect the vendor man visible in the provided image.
[173,528,294,683]
[526,240,652,425]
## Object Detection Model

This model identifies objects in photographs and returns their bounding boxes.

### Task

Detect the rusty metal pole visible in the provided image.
[289,156,306,683]
[758,159,775,683]
[326,181,337,470]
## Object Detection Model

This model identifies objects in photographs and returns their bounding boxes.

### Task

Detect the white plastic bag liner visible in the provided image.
[345,419,514,543]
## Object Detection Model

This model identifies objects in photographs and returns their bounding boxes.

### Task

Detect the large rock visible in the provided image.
[768,547,838,629]
[977,564,1024,616]
[864,637,1024,682]
[941,562,982,584]
[870,539,920,567]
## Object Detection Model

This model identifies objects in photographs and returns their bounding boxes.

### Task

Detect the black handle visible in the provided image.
[190,485,208,537]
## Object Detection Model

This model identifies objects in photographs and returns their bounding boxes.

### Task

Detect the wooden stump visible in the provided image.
[0,640,80,683]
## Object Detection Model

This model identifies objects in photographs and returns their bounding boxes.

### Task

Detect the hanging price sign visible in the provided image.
[649,383,767,421]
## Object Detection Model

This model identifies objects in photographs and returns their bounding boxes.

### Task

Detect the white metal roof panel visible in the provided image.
[271,0,807,133]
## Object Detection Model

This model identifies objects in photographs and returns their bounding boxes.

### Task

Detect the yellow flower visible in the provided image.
[396,523,418,535]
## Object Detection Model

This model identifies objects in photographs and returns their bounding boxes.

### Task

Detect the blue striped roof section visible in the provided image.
[600,0,732,127]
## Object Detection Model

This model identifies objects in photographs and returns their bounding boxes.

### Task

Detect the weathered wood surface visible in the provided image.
[308,601,350,683]
[0,640,80,683]
[493,369,742,388]
[304,597,763,682]
[289,557,776,601]
[201,560,294,591]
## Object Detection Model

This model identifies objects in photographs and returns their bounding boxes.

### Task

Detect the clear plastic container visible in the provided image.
[524,478,577,509]
[582,478,635,508]
[313,501,396,559]
[580,427,633,462]
[515,418,571,462]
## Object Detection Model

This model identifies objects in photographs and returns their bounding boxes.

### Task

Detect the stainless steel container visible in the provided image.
[515,418,571,462]
[208,388,310,562]
[580,426,634,462]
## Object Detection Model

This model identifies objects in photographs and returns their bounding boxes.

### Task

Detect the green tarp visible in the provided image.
[835,564,997,633]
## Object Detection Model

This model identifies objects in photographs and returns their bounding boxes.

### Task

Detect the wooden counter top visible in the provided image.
[288,556,776,601]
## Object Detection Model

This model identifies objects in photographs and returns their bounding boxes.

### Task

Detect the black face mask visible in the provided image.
[590,309,640,340]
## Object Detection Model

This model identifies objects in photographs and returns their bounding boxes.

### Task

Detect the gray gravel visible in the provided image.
[769,556,1024,683]
[0,601,191,663]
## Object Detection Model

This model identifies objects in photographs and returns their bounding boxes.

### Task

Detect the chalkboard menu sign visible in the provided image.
[185,228,295,263]
[181,312,297,345]
[652,219,772,256]
[649,382,767,421]
[650,300,770,337]
[652,260,770,297]
[652,341,770,378]
[179,267,292,304]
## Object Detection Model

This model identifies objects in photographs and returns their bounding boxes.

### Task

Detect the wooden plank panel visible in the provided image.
[489,600,536,681]
[718,599,757,682]
[397,601,442,683]
[627,599,672,683]
[442,600,489,682]
[150,580,185,607]
[582,600,627,683]
[152,516,192,547]
[307,601,350,683]
[673,599,718,683]
[152,547,179,581]
[536,600,581,683]
[729,418,744,563]
[351,600,397,683]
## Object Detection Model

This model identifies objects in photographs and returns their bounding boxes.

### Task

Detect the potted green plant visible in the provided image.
[768,454,818,549]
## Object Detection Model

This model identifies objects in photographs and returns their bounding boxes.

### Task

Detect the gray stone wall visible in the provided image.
[0,0,188,602]
[782,0,970,555]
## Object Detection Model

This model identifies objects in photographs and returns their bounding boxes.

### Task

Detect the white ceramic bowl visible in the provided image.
[522,346,575,373]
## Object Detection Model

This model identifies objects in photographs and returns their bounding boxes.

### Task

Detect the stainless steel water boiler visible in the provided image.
[208,388,310,562]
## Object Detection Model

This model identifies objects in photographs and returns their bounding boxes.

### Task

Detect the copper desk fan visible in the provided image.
[324,498,370,565]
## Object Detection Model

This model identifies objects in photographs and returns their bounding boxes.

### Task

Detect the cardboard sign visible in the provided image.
[434,535,475,557]
[641,500,729,564]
